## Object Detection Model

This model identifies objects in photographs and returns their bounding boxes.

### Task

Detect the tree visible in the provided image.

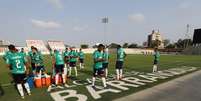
[151,39,161,48]
[128,43,138,48]
[123,43,129,48]
[164,39,170,47]
[80,44,89,49]
[165,44,175,49]
[175,39,192,49]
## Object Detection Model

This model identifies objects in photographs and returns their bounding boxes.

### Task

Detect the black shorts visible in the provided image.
[69,62,76,67]
[116,61,124,69]
[35,66,45,73]
[93,68,105,77]
[65,57,69,64]
[55,64,64,74]
[153,60,158,65]
[103,63,109,69]
[12,74,26,84]
[31,63,36,71]
[79,59,84,63]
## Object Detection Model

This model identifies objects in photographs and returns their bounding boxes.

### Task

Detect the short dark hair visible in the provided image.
[117,45,121,49]
[31,46,35,49]
[98,44,105,48]
[8,44,15,50]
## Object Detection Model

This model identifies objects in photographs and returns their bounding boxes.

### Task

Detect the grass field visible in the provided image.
[0,54,201,101]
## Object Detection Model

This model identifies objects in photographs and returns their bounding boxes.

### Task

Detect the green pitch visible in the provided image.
[0,54,201,101]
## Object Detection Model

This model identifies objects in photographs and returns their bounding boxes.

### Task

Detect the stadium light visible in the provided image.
[102,17,109,46]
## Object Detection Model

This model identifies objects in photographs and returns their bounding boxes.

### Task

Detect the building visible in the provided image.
[147,30,164,49]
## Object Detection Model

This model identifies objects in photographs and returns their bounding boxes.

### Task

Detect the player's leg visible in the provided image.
[79,59,84,69]
[115,61,120,80]
[61,64,66,84]
[68,62,72,76]
[22,74,31,95]
[153,60,157,73]
[119,61,124,79]
[13,74,25,98]
[31,63,36,75]
[35,66,40,77]
[81,59,84,68]
[92,69,97,87]
[100,68,107,88]
[55,65,60,85]
[79,59,82,69]
[73,62,78,77]
[104,63,109,78]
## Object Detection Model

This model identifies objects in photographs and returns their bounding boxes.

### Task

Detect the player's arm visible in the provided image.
[124,51,127,58]
[23,56,30,75]
[52,57,56,69]
[93,54,104,62]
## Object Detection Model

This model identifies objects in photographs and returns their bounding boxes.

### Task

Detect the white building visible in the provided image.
[147,30,164,49]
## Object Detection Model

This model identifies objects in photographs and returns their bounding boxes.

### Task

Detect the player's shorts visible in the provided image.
[35,66,45,73]
[103,63,109,69]
[31,63,36,71]
[116,61,124,69]
[153,60,158,65]
[55,64,64,74]
[79,59,84,63]
[93,68,105,77]
[65,60,69,64]
[12,73,26,84]
[64,57,69,64]
[69,62,76,67]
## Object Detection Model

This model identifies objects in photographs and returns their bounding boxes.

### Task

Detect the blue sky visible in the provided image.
[0,0,201,46]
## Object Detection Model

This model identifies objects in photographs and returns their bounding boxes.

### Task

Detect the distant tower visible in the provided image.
[185,24,191,48]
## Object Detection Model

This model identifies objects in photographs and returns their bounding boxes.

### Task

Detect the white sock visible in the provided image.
[69,67,72,76]
[17,84,24,97]
[105,68,108,77]
[92,77,96,86]
[64,64,67,68]
[62,74,66,83]
[155,65,158,72]
[64,67,68,75]
[79,63,82,69]
[55,74,59,85]
[24,83,31,94]
[116,69,119,80]
[82,64,84,68]
[74,67,77,76]
[102,77,107,87]
[119,69,123,78]
[153,65,157,72]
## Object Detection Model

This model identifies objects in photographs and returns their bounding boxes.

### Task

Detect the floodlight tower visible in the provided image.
[185,24,191,48]
[102,17,109,46]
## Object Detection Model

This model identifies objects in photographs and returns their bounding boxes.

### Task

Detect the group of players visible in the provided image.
[3,43,159,99]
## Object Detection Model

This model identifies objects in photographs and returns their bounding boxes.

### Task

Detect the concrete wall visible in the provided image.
[0,48,154,55]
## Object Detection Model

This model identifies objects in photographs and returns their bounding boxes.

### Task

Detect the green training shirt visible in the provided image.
[93,50,103,69]
[6,52,27,74]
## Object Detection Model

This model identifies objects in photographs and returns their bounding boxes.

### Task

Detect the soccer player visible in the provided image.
[64,48,70,68]
[20,48,27,57]
[116,45,126,80]
[68,47,78,77]
[28,46,37,74]
[3,46,12,61]
[103,47,109,78]
[52,50,67,85]
[5,45,31,99]
[92,44,107,88]
[78,48,84,69]
[153,48,160,73]
[32,47,46,76]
